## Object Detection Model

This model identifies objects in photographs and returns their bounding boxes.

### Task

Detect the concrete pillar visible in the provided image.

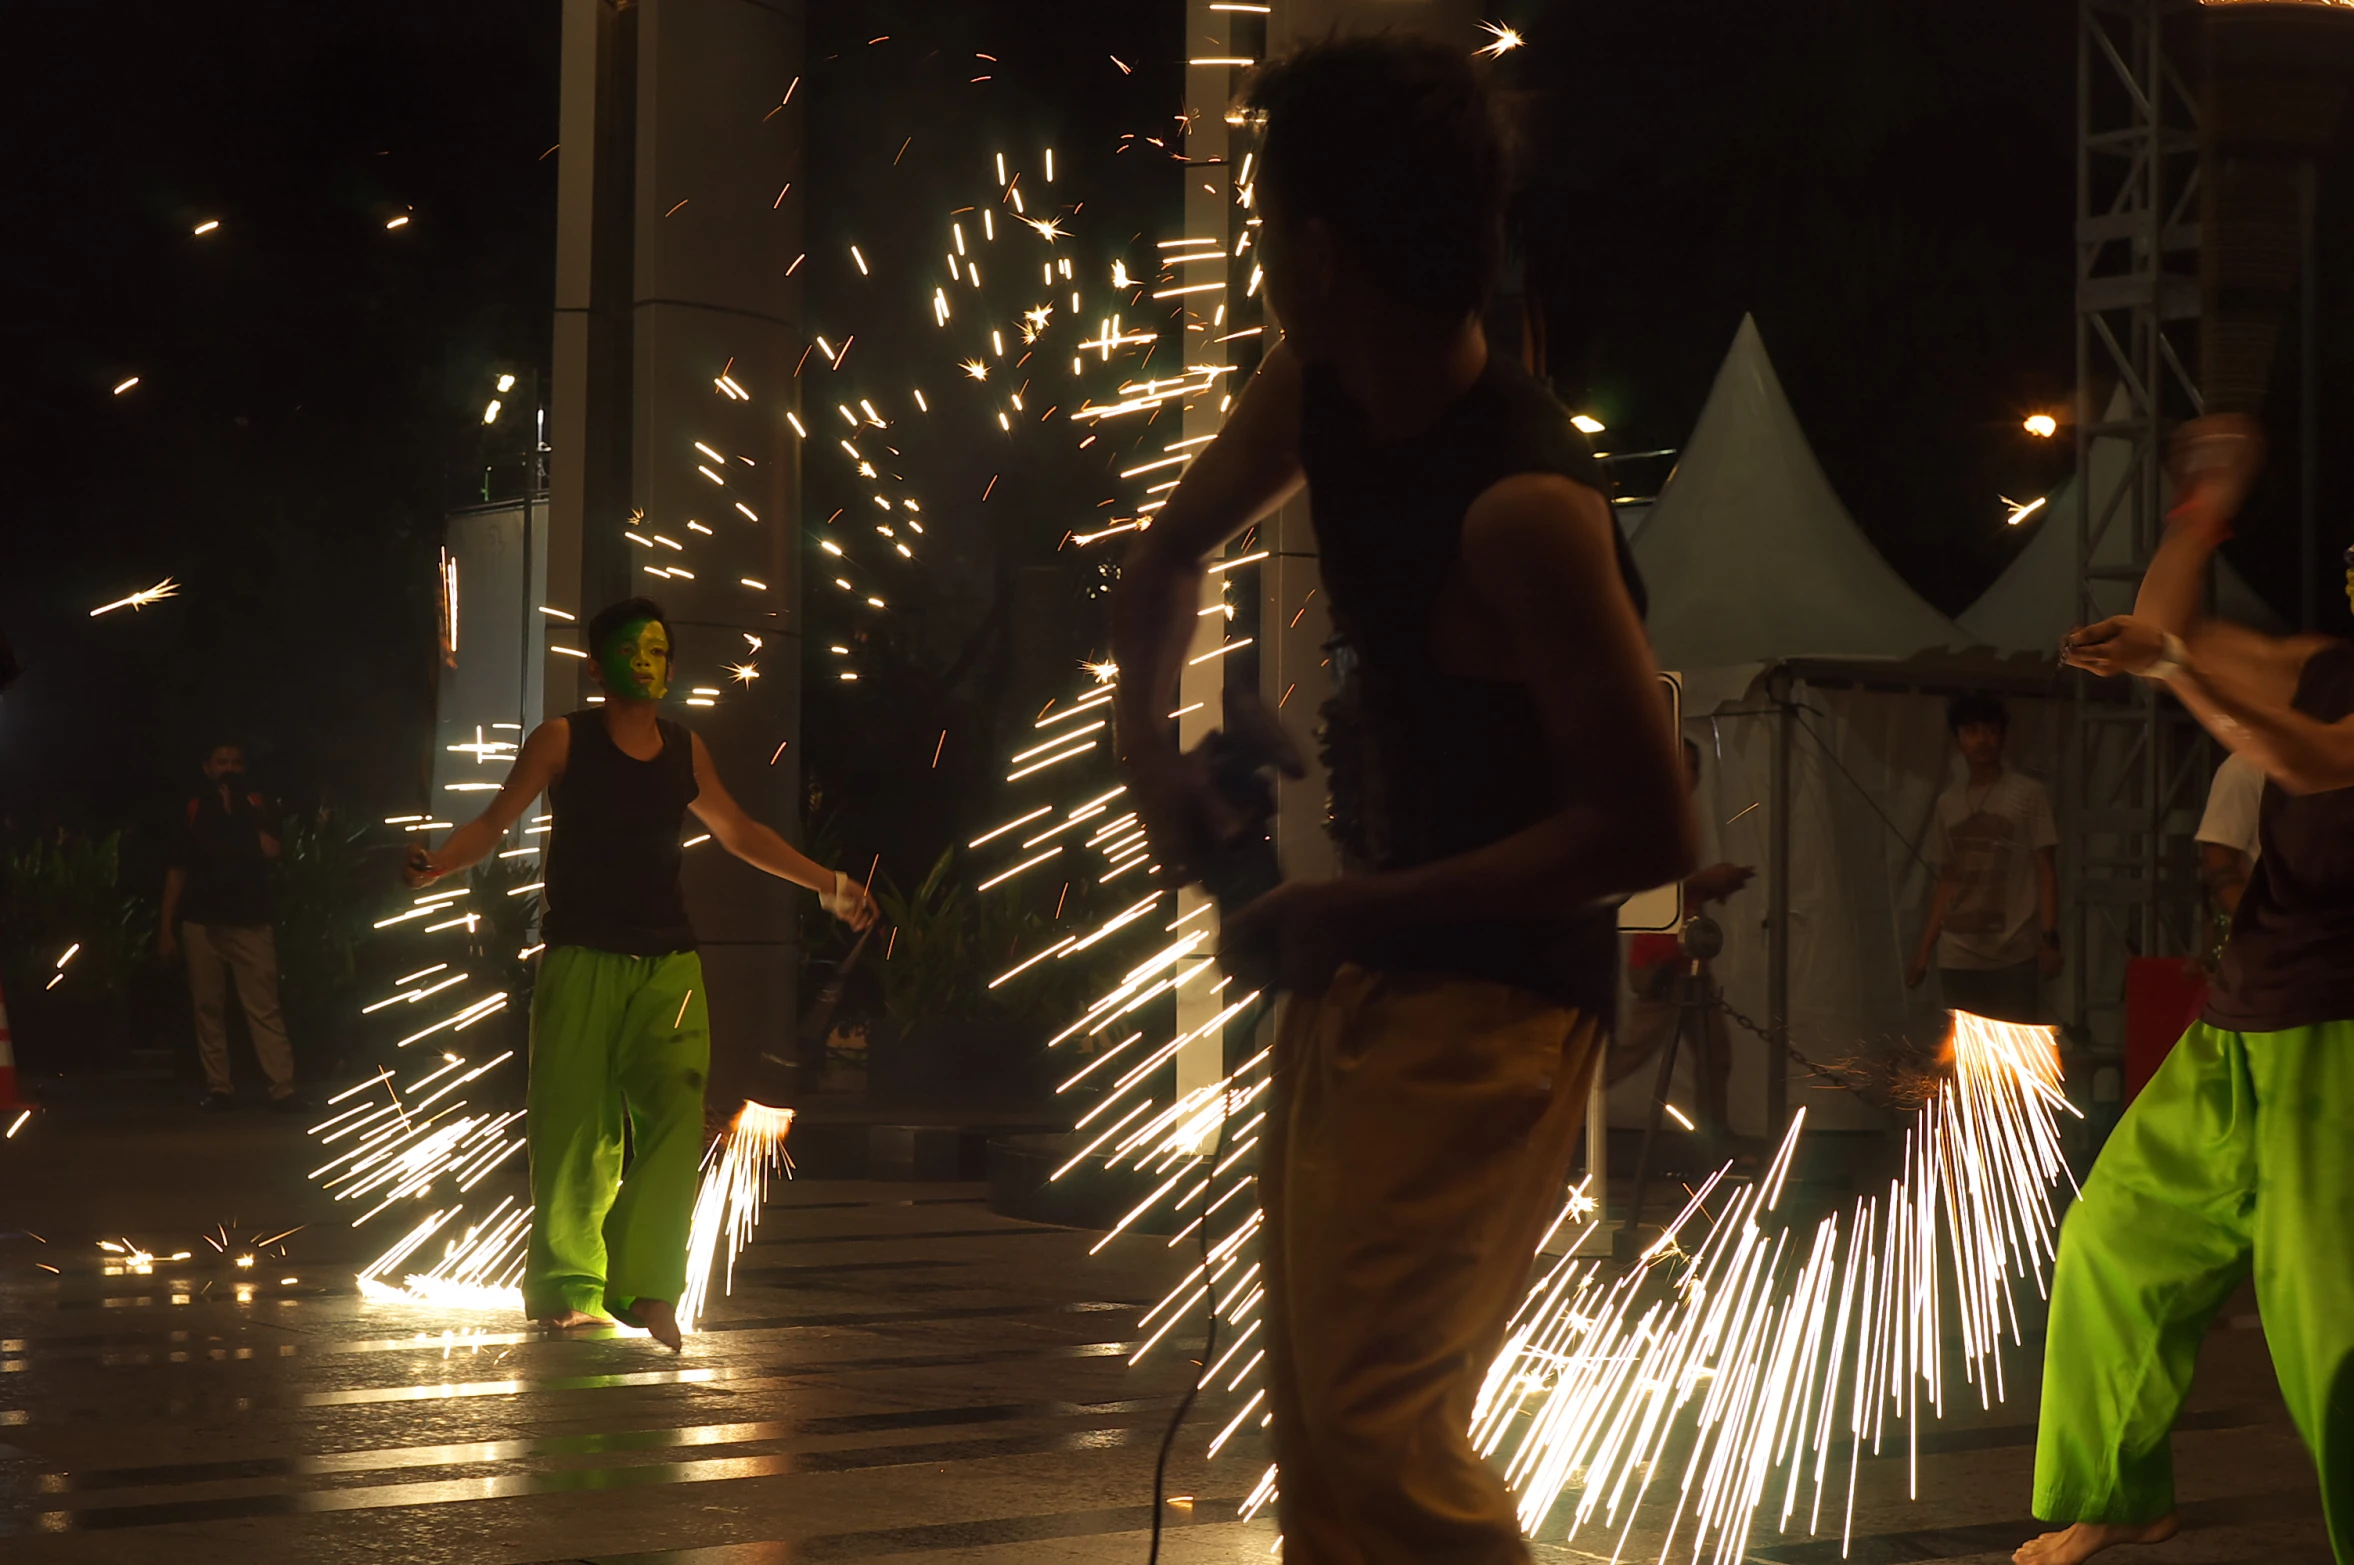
[552,0,805,1103]
[1173,1,1247,1100]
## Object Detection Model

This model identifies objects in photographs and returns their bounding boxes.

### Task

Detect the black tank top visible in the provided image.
[1300,355,1646,1020]
[2204,641,2354,1032]
[541,709,701,956]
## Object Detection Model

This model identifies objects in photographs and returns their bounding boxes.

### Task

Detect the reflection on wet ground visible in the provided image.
[0,1135,2330,1563]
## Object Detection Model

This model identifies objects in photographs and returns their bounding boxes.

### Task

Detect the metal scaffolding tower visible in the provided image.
[2068,0,2210,1043]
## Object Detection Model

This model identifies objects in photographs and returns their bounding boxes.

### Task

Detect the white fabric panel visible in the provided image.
[1616,672,2085,1134]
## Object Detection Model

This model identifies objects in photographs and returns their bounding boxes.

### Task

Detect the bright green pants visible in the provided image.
[2034,1019,2354,1551]
[523,945,710,1320]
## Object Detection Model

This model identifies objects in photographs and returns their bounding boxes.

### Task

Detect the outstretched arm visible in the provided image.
[409,719,569,885]
[686,734,877,927]
[2068,412,2344,789]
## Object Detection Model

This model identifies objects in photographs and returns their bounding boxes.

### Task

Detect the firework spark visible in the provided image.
[678,1102,796,1332]
[89,578,178,617]
[1475,21,1527,58]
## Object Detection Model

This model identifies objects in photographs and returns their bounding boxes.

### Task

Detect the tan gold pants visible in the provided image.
[1263,964,1601,1565]
[184,922,294,1099]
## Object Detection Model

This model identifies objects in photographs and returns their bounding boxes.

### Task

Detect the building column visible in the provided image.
[552,0,805,1104]
[1173,0,1244,1100]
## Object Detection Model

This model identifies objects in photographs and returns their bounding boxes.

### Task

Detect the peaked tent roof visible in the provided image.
[1632,316,1965,669]
[1957,391,2282,651]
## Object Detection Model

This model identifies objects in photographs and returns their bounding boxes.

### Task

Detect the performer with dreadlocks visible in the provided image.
[408,598,875,1351]
[1112,38,1692,1565]
[2028,417,2354,1563]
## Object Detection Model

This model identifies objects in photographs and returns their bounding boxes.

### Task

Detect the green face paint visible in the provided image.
[598,617,671,701]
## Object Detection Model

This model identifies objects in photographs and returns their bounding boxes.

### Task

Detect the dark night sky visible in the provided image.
[5,1,2347,871]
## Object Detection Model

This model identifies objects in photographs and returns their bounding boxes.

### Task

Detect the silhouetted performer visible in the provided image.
[2035,415,2354,1564]
[1112,40,1692,1564]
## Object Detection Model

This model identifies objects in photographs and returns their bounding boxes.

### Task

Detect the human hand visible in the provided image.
[1687,863,1755,905]
[403,846,446,889]
[2061,615,2165,678]
[1905,951,1929,990]
[819,870,879,930]
[1220,879,1375,999]
[2167,413,2264,541]
[1128,748,1243,888]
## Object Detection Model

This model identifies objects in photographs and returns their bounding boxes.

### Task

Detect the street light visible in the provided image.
[482,398,503,425]
[2023,413,2058,438]
[1570,413,1605,435]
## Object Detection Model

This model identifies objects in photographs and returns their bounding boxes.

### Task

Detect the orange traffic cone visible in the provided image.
[0,975,17,1111]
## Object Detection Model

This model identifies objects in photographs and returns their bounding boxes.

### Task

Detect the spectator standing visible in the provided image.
[1906,694,2061,1023]
[159,741,296,1110]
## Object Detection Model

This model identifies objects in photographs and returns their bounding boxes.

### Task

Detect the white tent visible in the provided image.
[1634,315,1968,672]
[1958,392,2283,651]
[1620,318,2071,1139]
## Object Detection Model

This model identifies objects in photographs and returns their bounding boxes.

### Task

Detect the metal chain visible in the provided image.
[1699,980,1882,1098]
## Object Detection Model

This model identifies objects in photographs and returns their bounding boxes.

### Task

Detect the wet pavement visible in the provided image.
[0,1094,2332,1564]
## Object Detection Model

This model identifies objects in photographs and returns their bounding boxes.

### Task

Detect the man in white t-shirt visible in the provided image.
[1906,692,2061,1023]
[2194,750,2264,916]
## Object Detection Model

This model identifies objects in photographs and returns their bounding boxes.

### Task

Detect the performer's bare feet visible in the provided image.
[2013,1515,2179,1564]
[630,1298,683,1352]
[534,1309,605,1331]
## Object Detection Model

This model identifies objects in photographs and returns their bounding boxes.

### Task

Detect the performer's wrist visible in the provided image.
[2140,631,2191,683]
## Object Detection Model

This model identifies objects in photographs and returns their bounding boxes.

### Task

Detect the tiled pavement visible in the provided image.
[0,1105,2331,1564]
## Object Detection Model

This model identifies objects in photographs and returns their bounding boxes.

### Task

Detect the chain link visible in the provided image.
[1699,980,1882,1098]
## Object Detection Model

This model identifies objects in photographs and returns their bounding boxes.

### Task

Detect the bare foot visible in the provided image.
[632,1298,683,1353]
[534,1309,605,1332]
[2014,1515,2179,1565]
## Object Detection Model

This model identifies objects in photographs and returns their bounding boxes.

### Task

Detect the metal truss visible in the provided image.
[2068,0,2211,1041]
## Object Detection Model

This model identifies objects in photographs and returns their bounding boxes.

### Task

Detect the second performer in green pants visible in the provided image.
[2033,415,2354,1564]
[409,597,876,1350]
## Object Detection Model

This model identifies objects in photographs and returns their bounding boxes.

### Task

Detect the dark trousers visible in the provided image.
[1938,959,2044,1024]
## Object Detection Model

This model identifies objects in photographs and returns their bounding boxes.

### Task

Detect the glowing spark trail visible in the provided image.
[1475,20,1527,57]
[678,1102,796,1332]
[1086,1011,2077,1557]
[89,578,178,617]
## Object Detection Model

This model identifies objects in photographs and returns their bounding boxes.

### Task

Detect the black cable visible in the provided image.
[1147,1043,1242,1564]
[1790,707,1939,877]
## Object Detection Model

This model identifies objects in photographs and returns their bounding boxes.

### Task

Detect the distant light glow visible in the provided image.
[1570,413,1605,434]
[2024,413,2058,438]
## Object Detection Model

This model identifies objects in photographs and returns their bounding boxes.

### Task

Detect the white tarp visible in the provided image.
[1615,671,2076,1137]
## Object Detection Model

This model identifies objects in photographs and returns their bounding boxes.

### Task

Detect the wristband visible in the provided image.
[2141,631,2191,683]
